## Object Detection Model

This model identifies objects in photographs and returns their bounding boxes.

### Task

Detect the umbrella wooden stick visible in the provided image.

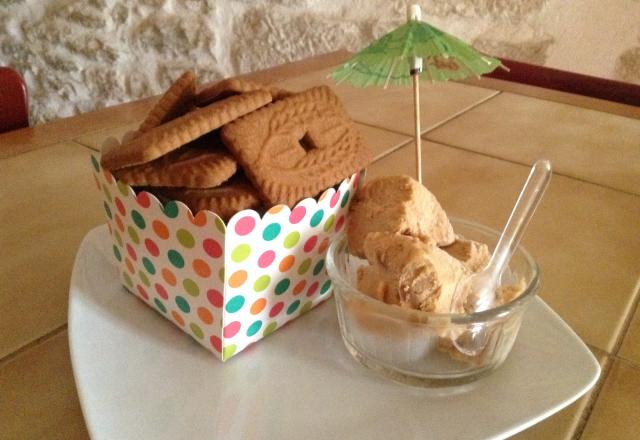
[412,71,422,184]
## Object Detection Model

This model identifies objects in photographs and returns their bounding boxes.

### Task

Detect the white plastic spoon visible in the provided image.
[450,159,552,354]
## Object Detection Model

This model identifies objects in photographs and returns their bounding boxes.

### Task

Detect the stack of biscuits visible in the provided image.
[100,70,372,220]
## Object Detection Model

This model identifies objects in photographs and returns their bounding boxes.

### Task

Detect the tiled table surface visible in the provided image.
[1,51,638,439]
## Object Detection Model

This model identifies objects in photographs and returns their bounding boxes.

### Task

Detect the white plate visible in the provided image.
[69,226,600,440]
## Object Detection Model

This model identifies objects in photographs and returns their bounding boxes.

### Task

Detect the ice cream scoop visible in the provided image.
[450,159,551,355]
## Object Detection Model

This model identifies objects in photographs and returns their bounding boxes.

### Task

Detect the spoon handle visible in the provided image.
[487,159,552,282]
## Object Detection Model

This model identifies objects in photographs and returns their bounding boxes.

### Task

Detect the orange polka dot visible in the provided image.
[189,211,208,227]
[162,268,177,286]
[197,307,214,325]
[279,255,295,272]
[229,270,247,288]
[125,257,135,274]
[193,259,211,278]
[318,238,330,254]
[293,280,306,296]
[152,220,170,239]
[171,311,185,327]
[115,215,125,232]
[268,204,286,214]
[250,298,267,315]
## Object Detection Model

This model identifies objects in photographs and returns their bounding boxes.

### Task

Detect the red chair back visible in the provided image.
[0,67,29,133]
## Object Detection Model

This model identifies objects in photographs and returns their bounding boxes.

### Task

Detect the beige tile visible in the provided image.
[0,331,89,439]
[425,92,640,195]
[619,299,640,365]
[73,121,141,151]
[275,67,499,136]
[369,141,640,352]
[581,359,640,439]
[513,347,608,439]
[0,142,105,358]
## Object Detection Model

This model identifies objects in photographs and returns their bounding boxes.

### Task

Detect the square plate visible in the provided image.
[69,226,600,440]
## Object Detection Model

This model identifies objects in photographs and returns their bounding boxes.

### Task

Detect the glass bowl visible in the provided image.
[326,218,540,387]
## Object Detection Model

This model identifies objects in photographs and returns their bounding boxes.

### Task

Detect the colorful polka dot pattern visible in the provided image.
[92,154,360,361]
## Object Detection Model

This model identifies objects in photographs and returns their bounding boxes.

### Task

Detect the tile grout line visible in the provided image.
[572,353,614,439]
[422,138,640,198]
[0,324,68,369]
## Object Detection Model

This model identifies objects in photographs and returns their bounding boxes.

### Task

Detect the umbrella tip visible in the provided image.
[407,4,421,21]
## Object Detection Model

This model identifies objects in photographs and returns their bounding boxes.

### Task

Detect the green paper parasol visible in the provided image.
[331,5,505,182]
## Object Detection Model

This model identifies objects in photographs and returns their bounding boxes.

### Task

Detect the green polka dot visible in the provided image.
[104,202,112,219]
[117,181,129,196]
[262,223,281,241]
[320,279,332,295]
[231,244,251,263]
[142,257,155,275]
[176,229,195,248]
[131,210,146,229]
[114,230,123,247]
[168,250,185,268]
[341,190,350,208]
[247,320,263,336]
[275,278,290,295]
[163,201,179,218]
[91,155,100,172]
[190,323,204,339]
[300,301,313,314]
[323,215,335,232]
[253,275,271,292]
[287,300,301,315]
[313,259,325,276]
[113,245,122,262]
[297,258,312,275]
[218,267,225,282]
[263,322,278,336]
[284,231,300,249]
[215,217,226,233]
[127,226,140,245]
[223,344,237,359]
[102,185,112,203]
[154,298,167,313]
[175,296,191,313]
[183,278,200,297]
[123,272,133,288]
[310,209,324,227]
[138,271,150,287]
[226,295,245,313]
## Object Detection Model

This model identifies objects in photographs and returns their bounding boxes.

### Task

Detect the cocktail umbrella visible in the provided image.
[331,4,506,183]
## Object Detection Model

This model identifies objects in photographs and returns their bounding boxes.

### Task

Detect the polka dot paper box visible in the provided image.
[91,155,359,361]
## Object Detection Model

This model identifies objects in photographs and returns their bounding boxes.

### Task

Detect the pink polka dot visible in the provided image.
[330,191,341,208]
[258,250,276,268]
[224,321,241,338]
[136,191,151,208]
[210,335,222,353]
[145,238,159,257]
[303,235,318,253]
[115,197,126,216]
[126,244,137,261]
[234,216,256,236]
[207,289,224,308]
[203,239,222,258]
[269,301,285,318]
[289,206,306,224]
[137,285,149,300]
[306,281,319,297]
[335,215,346,232]
[155,283,169,300]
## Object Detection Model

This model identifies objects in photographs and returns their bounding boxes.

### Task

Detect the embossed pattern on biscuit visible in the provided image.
[113,142,237,188]
[220,86,371,207]
[138,70,196,134]
[101,89,272,171]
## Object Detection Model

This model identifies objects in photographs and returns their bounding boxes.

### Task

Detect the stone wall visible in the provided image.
[1,0,639,124]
